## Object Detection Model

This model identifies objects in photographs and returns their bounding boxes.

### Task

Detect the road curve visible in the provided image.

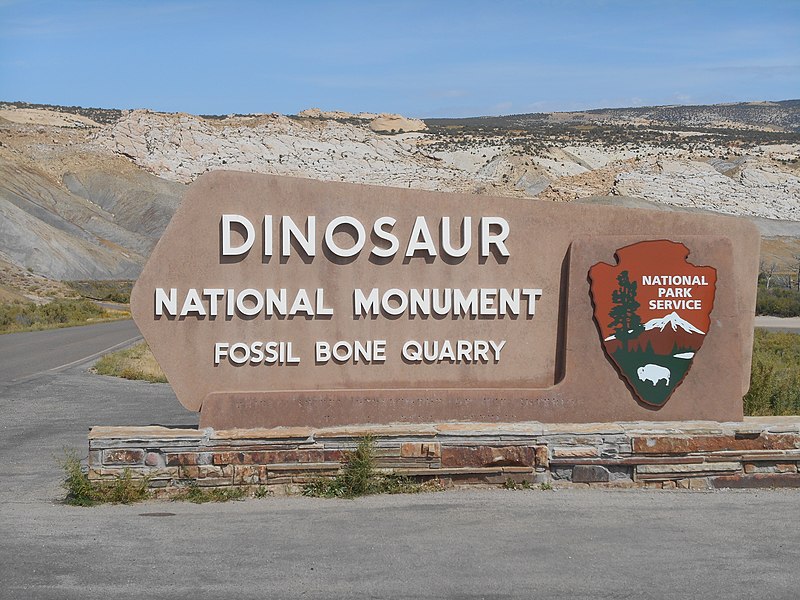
[0,319,141,384]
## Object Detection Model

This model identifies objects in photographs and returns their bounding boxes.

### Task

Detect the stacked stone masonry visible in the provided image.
[87,417,800,492]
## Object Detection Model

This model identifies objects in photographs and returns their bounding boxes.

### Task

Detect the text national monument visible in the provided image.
[131,172,760,429]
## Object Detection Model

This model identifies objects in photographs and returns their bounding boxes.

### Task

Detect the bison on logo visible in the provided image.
[588,240,717,407]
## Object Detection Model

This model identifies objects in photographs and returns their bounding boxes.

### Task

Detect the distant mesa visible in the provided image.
[297,108,428,133]
[297,108,378,120]
[368,114,427,133]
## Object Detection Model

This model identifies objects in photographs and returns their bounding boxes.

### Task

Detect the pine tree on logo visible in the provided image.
[608,270,644,353]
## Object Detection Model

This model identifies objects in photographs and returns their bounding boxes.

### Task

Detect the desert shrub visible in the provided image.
[61,450,150,506]
[744,330,800,416]
[302,436,440,498]
[0,299,105,333]
[65,280,133,303]
[756,286,800,317]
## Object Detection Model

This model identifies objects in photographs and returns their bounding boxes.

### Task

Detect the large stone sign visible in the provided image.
[131,172,760,428]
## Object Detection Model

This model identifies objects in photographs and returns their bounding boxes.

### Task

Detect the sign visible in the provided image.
[589,240,717,407]
[131,172,760,428]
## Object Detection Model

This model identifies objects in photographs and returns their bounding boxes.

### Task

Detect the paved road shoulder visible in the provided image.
[0,319,141,383]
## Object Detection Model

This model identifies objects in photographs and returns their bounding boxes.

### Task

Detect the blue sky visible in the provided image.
[0,0,798,117]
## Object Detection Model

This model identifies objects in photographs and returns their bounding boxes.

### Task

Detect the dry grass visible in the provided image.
[0,258,75,300]
[0,298,129,334]
[65,279,133,304]
[93,341,167,383]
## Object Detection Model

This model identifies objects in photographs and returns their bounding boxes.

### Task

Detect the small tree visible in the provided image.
[760,260,778,290]
[608,270,644,352]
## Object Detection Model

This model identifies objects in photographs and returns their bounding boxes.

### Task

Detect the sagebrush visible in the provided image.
[756,286,800,318]
[61,450,150,506]
[0,299,108,333]
[302,436,441,498]
[744,330,800,416]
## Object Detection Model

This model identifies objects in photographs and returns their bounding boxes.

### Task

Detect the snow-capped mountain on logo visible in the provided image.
[644,312,705,335]
[605,312,705,340]
[604,312,705,355]
[603,311,706,355]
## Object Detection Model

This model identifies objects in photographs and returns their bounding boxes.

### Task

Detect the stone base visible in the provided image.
[87,417,800,493]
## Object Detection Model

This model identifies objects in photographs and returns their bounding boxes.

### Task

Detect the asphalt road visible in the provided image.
[0,321,799,599]
[0,319,141,383]
[754,315,800,333]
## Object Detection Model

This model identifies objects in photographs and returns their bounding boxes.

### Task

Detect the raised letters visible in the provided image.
[220,214,512,261]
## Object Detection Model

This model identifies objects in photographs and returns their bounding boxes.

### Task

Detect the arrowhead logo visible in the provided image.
[588,240,717,407]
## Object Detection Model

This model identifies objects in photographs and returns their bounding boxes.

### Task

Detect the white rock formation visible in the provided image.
[99,110,457,189]
[94,110,800,222]
[432,145,507,175]
[612,157,800,220]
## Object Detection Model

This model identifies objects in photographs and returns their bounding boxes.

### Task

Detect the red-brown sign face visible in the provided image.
[588,240,717,407]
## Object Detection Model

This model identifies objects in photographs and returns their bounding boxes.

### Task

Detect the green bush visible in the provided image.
[744,330,800,416]
[302,436,440,498]
[61,450,150,506]
[756,286,800,317]
[303,436,379,498]
[0,299,106,333]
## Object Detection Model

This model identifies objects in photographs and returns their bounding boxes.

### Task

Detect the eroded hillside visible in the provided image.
[1,100,798,297]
